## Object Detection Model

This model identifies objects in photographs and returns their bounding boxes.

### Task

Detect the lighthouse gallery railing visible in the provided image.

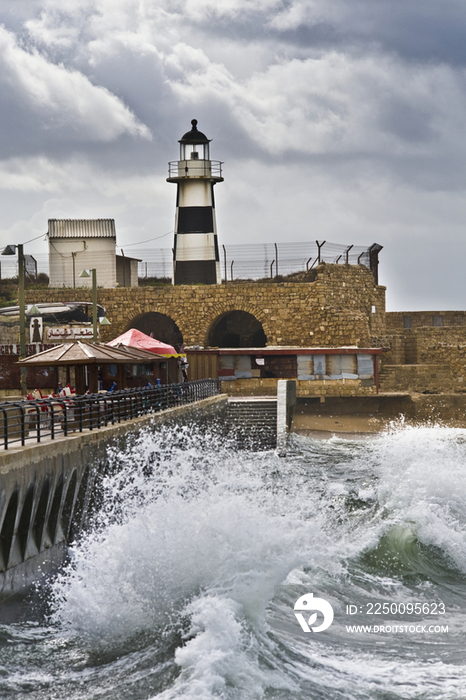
[167,160,223,179]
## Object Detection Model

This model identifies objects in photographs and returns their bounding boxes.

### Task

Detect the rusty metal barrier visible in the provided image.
[0,379,222,449]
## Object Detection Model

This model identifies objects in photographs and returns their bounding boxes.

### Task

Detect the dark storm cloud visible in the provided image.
[279,0,466,66]
[0,22,151,160]
[340,1,466,66]
[169,0,466,67]
[1,0,466,309]
[7,0,465,168]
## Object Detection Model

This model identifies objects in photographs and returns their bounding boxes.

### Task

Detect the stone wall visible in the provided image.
[378,309,466,394]
[222,377,377,397]
[378,364,454,393]
[380,326,466,393]
[18,265,466,396]
[412,328,466,389]
[25,264,385,349]
[293,393,466,425]
[386,311,466,330]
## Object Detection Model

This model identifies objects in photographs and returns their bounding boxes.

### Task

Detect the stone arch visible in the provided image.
[0,491,19,570]
[47,474,64,546]
[72,466,91,536]
[61,470,78,542]
[33,479,50,551]
[126,311,183,350]
[208,310,267,348]
[17,484,35,560]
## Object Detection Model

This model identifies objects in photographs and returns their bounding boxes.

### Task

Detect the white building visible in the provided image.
[48,219,139,288]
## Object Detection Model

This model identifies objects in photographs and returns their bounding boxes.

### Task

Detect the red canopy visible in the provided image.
[107,329,180,357]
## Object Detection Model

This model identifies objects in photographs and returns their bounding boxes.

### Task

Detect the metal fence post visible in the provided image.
[316,240,326,264]
[1,407,7,449]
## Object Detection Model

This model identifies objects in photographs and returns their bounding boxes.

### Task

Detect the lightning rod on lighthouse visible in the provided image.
[167,119,223,285]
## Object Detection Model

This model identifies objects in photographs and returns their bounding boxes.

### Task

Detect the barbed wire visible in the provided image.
[0,240,378,283]
[137,240,375,280]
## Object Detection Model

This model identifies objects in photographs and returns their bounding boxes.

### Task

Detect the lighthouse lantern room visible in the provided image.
[168,119,223,285]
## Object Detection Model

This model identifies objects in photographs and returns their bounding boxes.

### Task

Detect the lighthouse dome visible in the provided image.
[178,119,211,160]
[179,119,210,143]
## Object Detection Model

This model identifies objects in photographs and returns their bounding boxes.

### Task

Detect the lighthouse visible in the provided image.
[167,119,223,285]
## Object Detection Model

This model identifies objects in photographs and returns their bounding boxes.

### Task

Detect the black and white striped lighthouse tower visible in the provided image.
[167,119,223,285]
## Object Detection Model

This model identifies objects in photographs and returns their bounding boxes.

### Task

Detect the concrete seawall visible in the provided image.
[0,395,227,603]
[291,393,466,436]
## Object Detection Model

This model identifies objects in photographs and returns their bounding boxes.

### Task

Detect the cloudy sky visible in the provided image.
[1,0,466,310]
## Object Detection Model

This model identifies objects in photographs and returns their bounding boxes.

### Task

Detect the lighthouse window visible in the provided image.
[182,143,208,160]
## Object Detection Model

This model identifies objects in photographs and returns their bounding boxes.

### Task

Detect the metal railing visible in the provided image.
[0,379,222,450]
[167,160,223,179]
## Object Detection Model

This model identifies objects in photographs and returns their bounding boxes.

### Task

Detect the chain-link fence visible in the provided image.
[137,240,382,283]
[0,240,382,285]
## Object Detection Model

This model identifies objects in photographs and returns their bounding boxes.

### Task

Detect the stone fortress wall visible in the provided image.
[20,264,466,395]
[25,264,385,349]
[381,312,466,393]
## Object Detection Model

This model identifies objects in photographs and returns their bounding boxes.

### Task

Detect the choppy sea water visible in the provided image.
[2,419,466,699]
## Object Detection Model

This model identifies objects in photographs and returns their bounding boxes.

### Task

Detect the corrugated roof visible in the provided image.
[48,219,116,239]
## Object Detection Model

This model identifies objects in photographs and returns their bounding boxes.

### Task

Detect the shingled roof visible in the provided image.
[18,341,164,366]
